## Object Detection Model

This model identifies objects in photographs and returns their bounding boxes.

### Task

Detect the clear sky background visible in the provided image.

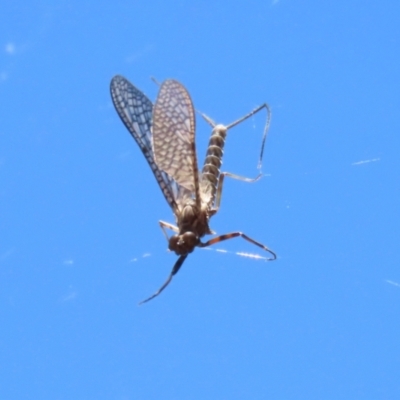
[1,1,399,399]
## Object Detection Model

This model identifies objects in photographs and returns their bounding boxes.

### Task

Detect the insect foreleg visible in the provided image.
[139,254,188,305]
[159,220,179,243]
[198,231,276,261]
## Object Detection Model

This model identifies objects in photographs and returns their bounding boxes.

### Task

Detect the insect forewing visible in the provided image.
[152,80,199,197]
[110,75,191,211]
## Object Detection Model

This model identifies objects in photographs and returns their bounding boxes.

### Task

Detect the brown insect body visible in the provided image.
[170,123,229,256]
[110,75,276,305]
[167,202,205,255]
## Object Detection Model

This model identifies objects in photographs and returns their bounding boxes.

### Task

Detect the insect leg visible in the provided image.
[211,170,263,214]
[159,220,179,244]
[139,254,188,305]
[198,232,276,260]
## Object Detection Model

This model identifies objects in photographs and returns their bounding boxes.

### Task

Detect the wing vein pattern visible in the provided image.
[152,80,199,199]
[110,75,191,211]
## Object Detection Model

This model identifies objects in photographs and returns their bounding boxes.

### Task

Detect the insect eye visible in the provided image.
[182,232,198,251]
[168,235,180,252]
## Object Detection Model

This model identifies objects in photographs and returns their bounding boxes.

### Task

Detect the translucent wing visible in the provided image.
[152,80,200,197]
[110,75,190,211]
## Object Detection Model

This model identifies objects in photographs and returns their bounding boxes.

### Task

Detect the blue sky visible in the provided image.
[1,1,399,399]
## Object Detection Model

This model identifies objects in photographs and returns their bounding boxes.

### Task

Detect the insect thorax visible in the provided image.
[177,200,211,237]
[169,200,212,255]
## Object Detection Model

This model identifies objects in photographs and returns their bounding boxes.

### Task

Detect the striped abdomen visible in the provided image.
[200,124,228,207]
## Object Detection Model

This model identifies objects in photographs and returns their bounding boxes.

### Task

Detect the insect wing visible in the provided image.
[152,80,199,195]
[110,75,189,210]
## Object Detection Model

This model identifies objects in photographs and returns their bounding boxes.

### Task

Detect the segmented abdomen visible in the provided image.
[200,125,228,207]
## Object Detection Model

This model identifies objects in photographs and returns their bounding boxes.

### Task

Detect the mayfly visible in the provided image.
[110,75,276,304]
